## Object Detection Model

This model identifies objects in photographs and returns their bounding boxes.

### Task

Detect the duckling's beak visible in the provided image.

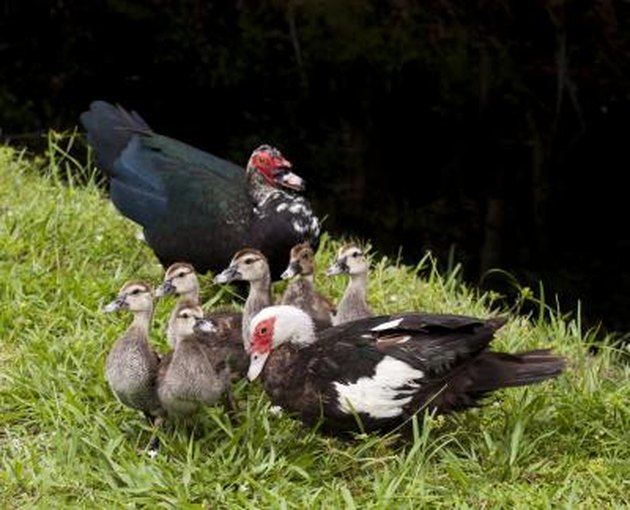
[194,318,216,334]
[325,259,349,276]
[102,296,126,313]
[247,351,270,381]
[214,265,241,284]
[155,280,175,298]
[281,261,300,280]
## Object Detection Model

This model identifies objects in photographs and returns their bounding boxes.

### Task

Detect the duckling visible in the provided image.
[326,243,373,325]
[214,248,272,352]
[157,305,232,418]
[102,281,163,437]
[156,262,248,378]
[280,242,335,330]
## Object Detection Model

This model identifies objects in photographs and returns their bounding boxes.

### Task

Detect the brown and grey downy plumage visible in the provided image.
[280,242,335,330]
[326,244,372,325]
[155,262,247,378]
[214,248,273,352]
[157,305,233,418]
[102,281,163,454]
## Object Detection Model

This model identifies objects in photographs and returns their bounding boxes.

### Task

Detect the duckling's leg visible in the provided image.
[144,413,165,458]
[223,387,239,424]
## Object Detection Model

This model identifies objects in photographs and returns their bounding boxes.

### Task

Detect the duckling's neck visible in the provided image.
[130,309,152,333]
[345,272,368,296]
[178,287,200,305]
[337,273,369,314]
[301,273,314,285]
[246,275,272,310]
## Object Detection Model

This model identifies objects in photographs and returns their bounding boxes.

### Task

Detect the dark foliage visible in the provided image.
[2,0,630,334]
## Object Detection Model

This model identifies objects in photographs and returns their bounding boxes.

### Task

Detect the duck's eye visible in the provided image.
[244,258,255,265]
[260,327,268,335]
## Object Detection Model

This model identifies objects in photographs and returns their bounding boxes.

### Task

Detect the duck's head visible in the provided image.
[247,305,316,381]
[156,262,198,298]
[172,304,216,340]
[214,248,270,284]
[326,244,369,277]
[281,242,315,280]
[103,281,153,314]
[246,145,305,192]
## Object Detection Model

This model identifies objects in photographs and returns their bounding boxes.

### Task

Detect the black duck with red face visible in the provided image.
[80,101,320,278]
[247,305,565,437]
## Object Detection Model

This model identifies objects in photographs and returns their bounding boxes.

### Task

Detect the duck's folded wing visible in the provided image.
[81,101,250,231]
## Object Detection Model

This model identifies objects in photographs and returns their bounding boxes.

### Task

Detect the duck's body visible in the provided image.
[327,244,372,325]
[248,306,565,436]
[156,263,245,378]
[103,281,162,420]
[157,305,231,417]
[80,101,319,278]
[280,242,334,330]
[214,248,273,352]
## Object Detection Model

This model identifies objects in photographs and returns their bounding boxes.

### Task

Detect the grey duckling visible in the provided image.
[157,304,233,418]
[103,281,164,454]
[280,242,335,330]
[156,262,248,377]
[214,248,272,352]
[326,243,373,325]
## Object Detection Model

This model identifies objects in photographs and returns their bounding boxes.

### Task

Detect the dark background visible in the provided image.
[2,0,629,337]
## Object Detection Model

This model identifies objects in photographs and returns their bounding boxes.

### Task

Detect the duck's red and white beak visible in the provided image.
[248,350,270,381]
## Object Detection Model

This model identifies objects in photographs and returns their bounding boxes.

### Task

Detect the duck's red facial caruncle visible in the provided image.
[249,145,305,192]
[248,316,276,381]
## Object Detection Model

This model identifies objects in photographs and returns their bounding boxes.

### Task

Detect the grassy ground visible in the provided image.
[1,138,629,508]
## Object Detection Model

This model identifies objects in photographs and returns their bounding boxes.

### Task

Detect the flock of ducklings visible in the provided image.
[102,242,369,455]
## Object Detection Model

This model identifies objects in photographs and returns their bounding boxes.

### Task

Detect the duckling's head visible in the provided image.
[103,281,153,314]
[172,304,216,340]
[156,262,198,298]
[326,244,369,277]
[214,248,270,284]
[246,145,305,192]
[281,242,315,280]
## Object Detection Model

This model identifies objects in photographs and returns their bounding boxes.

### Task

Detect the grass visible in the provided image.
[1,135,629,508]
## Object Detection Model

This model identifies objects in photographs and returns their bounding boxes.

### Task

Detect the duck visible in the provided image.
[214,248,273,352]
[102,281,163,431]
[246,305,566,436]
[326,243,372,325]
[156,262,248,378]
[156,304,233,418]
[80,101,320,279]
[280,242,335,330]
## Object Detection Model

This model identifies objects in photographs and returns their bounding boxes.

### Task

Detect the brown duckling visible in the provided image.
[155,262,249,376]
[280,242,335,330]
[326,243,373,325]
[214,248,272,352]
[157,305,233,418]
[102,281,163,453]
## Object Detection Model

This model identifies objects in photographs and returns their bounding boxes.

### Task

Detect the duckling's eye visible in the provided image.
[181,313,190,319]
[352,252,361,258]
[244,258,255,265]
[177,271,186,278]
[130,288,141,295]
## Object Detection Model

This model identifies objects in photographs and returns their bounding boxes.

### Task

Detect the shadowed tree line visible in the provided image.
[2,0,630,335]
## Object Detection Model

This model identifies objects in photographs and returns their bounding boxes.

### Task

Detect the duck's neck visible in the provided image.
[130,310,152,336]
[248,171,283,206]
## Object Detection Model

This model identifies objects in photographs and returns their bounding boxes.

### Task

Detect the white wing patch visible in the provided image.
[371,318,403,331]
[276,202,289,212]
[334,356,424,419]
